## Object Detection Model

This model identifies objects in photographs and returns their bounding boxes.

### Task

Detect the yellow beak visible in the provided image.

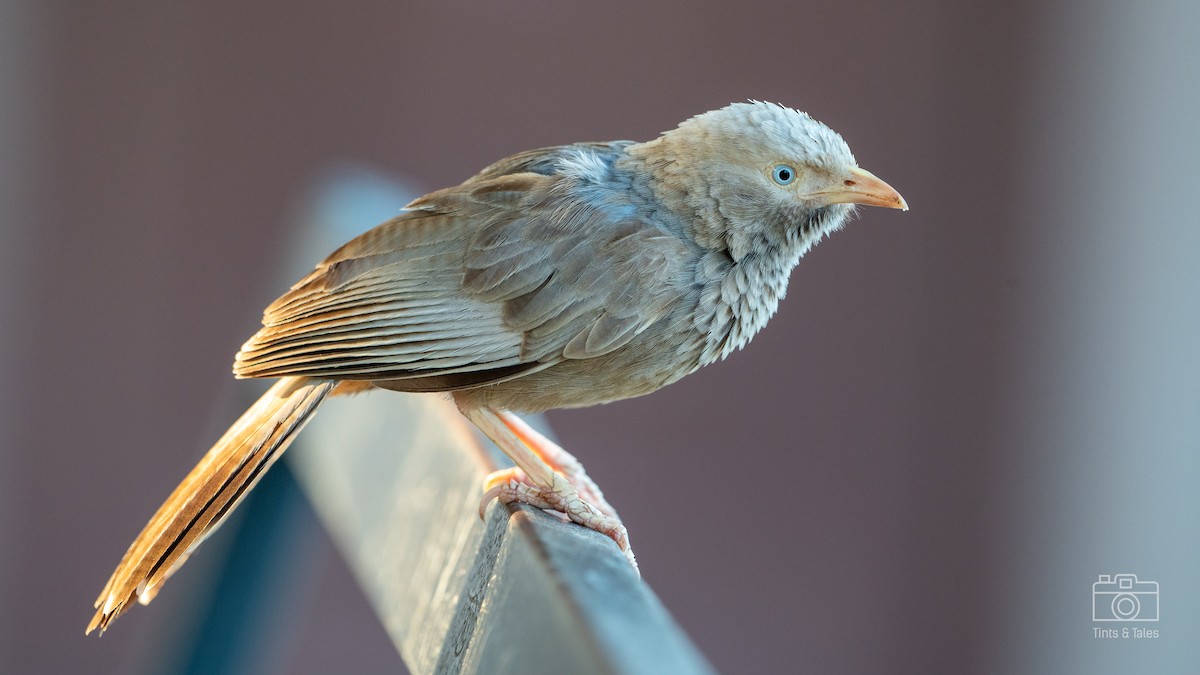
[807,166,908,211]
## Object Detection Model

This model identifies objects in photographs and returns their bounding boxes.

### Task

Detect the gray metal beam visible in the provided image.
[289,389,714,675]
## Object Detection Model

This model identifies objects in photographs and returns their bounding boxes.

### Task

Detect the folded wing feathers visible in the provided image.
[236,153,694,385]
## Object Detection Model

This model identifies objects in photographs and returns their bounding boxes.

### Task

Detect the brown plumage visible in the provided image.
[88,101,906,634]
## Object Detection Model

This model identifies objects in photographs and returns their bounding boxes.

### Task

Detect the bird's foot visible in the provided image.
[461,404,637,572]
[481,467,638,572]
[483,412,619,519]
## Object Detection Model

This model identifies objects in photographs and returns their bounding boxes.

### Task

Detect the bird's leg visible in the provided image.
[461,405,637,571]
[487,410,618,518]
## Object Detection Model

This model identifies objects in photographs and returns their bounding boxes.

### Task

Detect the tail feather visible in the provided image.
[87,376,335,635]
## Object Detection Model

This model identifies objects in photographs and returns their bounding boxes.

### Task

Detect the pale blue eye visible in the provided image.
[772,165,796,185]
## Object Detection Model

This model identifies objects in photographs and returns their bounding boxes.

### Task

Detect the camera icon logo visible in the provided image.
[1092,573,1159,622]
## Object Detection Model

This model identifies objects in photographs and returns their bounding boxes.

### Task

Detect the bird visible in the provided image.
[87,101,906,635]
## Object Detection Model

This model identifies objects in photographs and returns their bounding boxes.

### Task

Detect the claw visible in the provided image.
[479,468,526,518]
[478,483,503,520]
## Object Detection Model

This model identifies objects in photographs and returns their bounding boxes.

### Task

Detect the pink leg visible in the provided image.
[491,410,618,519]
[461,405,637,572]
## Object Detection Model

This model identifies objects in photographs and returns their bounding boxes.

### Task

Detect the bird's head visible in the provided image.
[628,101,906,260]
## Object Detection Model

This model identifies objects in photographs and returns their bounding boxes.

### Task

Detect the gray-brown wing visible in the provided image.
[464,141,634,183]
[233,168,693,390]
[234,205,527,384]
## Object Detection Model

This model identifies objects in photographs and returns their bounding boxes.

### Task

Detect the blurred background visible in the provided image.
[3,1,1198,673]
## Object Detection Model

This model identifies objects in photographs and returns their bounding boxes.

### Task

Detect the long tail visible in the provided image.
[87,376,335,635]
